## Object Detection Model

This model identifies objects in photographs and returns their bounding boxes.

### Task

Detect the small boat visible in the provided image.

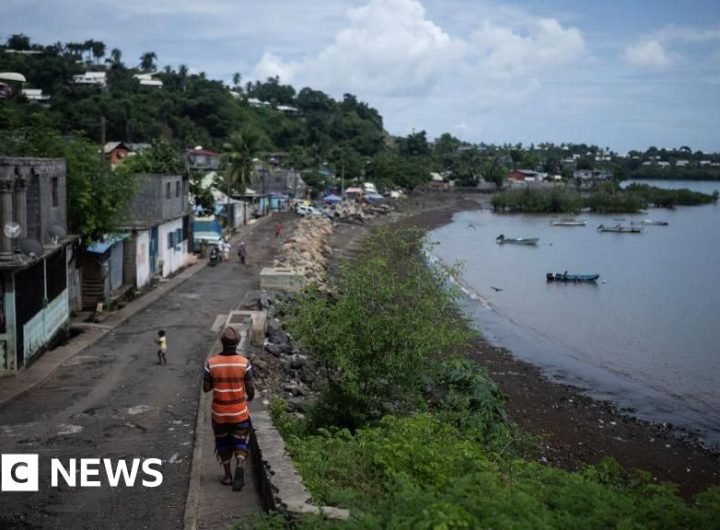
[546,272,599,283]
[597,224,643,233]
[496,234,539,245]
[551,218,586,226]
[632,220,669,226]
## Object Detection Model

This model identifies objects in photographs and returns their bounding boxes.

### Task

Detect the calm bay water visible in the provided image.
[429,180,720,447]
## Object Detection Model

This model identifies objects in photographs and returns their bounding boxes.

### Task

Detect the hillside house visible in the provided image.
[104,142,131,166]
[508,169,541,182]
[185,148,220,171]
[73,71,106,87]
[133,73,163,88]
[573,169,613,181]
[0,157,78,375]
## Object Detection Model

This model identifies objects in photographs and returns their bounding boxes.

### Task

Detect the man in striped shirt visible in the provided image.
[203,326,255,490]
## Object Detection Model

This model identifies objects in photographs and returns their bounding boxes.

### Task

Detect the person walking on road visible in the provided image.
[155,330,167,365]
[275,223,282,238]
[237,241,246,264]
[203,327,254,490]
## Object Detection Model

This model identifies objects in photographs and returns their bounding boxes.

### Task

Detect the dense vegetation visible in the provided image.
[254,227,720,529]
[492,183,718,214]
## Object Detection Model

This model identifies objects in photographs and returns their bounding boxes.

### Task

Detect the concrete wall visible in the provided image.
[22,289,68,363]
[130,174,189,223]
[0,157,67,246]
[134,230,151,288]
[157,218,187,277]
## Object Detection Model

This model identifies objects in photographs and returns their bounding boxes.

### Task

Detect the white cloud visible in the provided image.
[623,39,672,69]
[252,0,584,102]
[253,0,461,95]
[469,18,585,80]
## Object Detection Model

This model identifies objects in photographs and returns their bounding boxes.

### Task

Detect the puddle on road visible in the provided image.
[57,424,84,435]
[0,422,38,436]
[127,404,153,415]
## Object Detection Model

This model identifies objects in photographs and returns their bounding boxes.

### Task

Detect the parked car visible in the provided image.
[296,205,321,217]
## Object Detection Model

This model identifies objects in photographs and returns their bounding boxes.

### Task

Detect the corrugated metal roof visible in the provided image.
[86,234,129,254]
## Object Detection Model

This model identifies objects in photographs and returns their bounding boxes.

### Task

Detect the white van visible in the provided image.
[296,205,321,217]
[362,182,378,194]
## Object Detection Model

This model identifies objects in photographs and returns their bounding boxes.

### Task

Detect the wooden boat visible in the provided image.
[597,224,642,233]
[551,219,586,226]
[496,234,539,245]
[547,272,599,283]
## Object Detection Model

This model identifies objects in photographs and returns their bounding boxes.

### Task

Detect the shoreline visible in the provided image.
[328,192,719,499]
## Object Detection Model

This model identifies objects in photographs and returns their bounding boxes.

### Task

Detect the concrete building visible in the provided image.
[123,173,191,286]
[0,157,77,375]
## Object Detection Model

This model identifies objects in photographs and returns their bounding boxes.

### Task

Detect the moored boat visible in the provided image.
[632,220,669,226]
[546,272,600,282]
[551,218,586,226]
[597,224,643,233]
[496,234,539,245]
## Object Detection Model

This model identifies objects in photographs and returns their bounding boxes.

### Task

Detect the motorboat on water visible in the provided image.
[597,224,643,233]
[546,272,599,283]
[496,234,539,245]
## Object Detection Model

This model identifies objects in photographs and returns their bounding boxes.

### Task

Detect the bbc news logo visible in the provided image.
[1,454,163,492]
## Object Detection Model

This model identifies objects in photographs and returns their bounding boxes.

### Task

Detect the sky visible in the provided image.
[2,0,720,153]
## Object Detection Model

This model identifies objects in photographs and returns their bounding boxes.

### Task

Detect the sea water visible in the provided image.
[429,180,720,447]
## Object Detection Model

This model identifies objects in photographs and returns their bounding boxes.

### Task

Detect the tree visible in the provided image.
[481,158,506,189]
[139,51,157,73]
[107,48,123,67]
[91,41,106,64]
[6,34,31,50]
[232,72,242,90]
[222,127,265,222]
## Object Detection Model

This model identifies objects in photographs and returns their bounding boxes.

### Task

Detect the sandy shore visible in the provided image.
[328,192,719,499]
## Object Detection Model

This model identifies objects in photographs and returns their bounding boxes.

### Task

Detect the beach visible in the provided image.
[328,192,719,499]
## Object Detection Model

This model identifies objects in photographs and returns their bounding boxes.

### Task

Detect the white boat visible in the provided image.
[551,218,586,226]
[632,220,669,226]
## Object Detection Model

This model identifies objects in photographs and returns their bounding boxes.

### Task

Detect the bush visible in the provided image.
[286,227,471,429]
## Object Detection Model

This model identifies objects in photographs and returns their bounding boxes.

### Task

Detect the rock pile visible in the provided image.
[273,215,333,288]
[252,316,317,413]
[330,199,393,223]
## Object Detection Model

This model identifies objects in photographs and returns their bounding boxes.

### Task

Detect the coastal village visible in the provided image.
[1,30,720,530]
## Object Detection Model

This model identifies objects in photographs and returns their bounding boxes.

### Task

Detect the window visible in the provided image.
[166,182,171,199]
[51,177,59,207]
[175,228,182,248]
[167,232,174,249]
[176,181,180,197]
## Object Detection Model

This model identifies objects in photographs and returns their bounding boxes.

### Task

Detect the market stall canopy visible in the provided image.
[323,194,342,203]
[0,72,27,82]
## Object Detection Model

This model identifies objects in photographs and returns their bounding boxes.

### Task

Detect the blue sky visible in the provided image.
[2,0,719,153]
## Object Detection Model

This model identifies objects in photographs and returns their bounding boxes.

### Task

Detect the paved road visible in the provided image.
[0,215,290,529]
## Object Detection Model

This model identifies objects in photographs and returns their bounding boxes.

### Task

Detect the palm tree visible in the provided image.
[91,41,106,64]
[107,48,123,67]
[139,51,157,73]
[222,128,264,225]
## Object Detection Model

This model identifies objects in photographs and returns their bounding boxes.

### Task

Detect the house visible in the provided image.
[123,174,191,287]
[573,169,613,181]
[185,147,220,171]
[0,157,78,375]
[21,88,50,105]
[104,142,131,166]
[508,169,541,182]
[675,160,690,167]
[80,234,130,310]
[73,71,106,87]
[253,168,307,198]
[133,73,163,88]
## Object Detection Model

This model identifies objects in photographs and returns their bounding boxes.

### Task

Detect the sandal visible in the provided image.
[232,464,244,491]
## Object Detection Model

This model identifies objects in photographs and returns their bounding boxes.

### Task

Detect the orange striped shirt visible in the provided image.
[204,354,252,424]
